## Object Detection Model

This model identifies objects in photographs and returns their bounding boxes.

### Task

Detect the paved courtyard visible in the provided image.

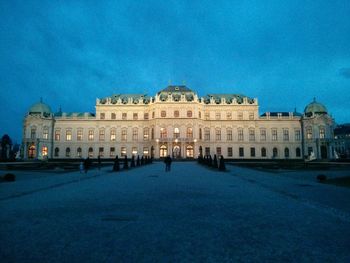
[1,162,350,262]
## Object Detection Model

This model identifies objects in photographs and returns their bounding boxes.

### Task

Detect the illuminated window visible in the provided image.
[132,147,138,156]
[160,145,167,157]
[121,147,126,157]
[186,128,193,138]
[66,130,72,141]
[88,130,94,141]
[42,146,48,157]
[306,127,312,140]
[77,129,83,141]
[160,128,167,138]
[143,128,149,140]
[174,128,180,138]
[143,147,149,156]
[319,127,325,139]
[110,129,116,141]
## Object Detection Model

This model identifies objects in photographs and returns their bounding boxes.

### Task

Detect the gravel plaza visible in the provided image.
[1,162,350,262]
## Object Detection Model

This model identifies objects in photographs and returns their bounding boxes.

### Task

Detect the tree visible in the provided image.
[1,134,12,162]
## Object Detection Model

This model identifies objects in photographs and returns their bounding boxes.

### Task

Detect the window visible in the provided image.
[121,147,127,157]
[55,130,60,141]
[121,128,127,141]
[273,147,278,158]
[186,128,193,138]
[226,112,232,119]
[30,128,36,139]
[110,147,115,157]
[215,128,221,141]
[319,127,325,139]
[250,147,255,157]
[205,111,210,120]
[132,128,138,141]
[99,147,104,157]
[249,112,254,120]
[296,147,301,157]
[143,128,149,140]
[122,113,127,120]
[77,129,83,141]
[151,128,154,139]
[187,110,192,117]
[88,147,93,158]
[216,147,221,156]
[306,127,313,140]
[215,112,221,120]
[199,128,202,140]
[228,147,233,157]
[111,113,116,120]
[110,129,116,141]
[272,129,277,141]
[205,147,210,156]
[204,128,210,141]
[160,128,167,138]
[227,129,232,141]
[199,111,201,118]
[260,129,266,141]
[143,147,149,156]
[249,129,255,141]
[43,127,49,140]
[66,147,71,157]
[88,130,94,141]
[174,128,180,138]
[100,113,105,119]
[66,130,72,141]
[238,112,243,120]
[161,111,166,117]
[77,147,82,158]
[239,147,244,157]
[152,112,155,118]
[132,147,137,156]
[99,129,105,141]
[144,113,149,120]
[238,128,244,141]
[283,129,289,141]
[284,147,290,158]
[295,130,301,141]
[54,147,59,157]
[133,113,138,120]
[42,146,48,157]
[261,147,267,157]
[186,145,194,158]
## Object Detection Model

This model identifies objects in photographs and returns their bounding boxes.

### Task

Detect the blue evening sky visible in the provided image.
[1,0,350,143]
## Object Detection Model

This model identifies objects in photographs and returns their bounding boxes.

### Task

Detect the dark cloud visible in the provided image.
[339,68,350,79]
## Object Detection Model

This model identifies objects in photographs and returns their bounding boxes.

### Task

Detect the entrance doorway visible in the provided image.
[321,145,328,159]
[173,145,181,158]
[186,145,194,158]
[160,145,167,157]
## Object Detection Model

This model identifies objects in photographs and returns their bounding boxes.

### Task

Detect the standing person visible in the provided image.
[84,157,90,174]
[164,155,172,172]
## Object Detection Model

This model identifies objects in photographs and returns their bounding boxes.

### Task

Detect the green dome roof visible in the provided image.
[29,101,52,115]
[304,99,327,115]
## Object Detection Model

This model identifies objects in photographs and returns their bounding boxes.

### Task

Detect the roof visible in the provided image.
[334,124,350,136]
[29,101,52,115]
[158,85,194,94]
[261,112,302,117]
[304,99,327,115]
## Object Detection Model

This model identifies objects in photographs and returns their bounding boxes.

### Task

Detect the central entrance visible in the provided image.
[173,145,181,159]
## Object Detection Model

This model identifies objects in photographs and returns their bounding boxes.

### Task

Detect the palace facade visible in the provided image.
[22,86,336,160]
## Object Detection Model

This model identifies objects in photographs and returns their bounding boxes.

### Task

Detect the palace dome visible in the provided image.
[28,101,52,115]
[304,99,327,116]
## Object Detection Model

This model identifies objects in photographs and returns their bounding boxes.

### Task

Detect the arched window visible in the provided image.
[261,147,267,157]
[273,147,278,158]
[42,146,48,157]
[77,147,82,158]
[54,147,59,157]
[186,145,194,158]
[66,147,71,158]
[306,127,313,139]
[88,147,93,158]
[28,144,36,158]
[296,147,301,157]
[319,127,325,139]
[284,147,290,158]
[43,127,49,140]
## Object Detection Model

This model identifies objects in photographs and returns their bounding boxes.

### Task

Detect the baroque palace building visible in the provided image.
[22,85,336,160]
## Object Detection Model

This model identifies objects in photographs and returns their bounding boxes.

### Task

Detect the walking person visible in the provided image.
[79,160,84,173]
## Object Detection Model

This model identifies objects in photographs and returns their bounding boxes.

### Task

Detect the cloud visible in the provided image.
[339,68,350,79]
